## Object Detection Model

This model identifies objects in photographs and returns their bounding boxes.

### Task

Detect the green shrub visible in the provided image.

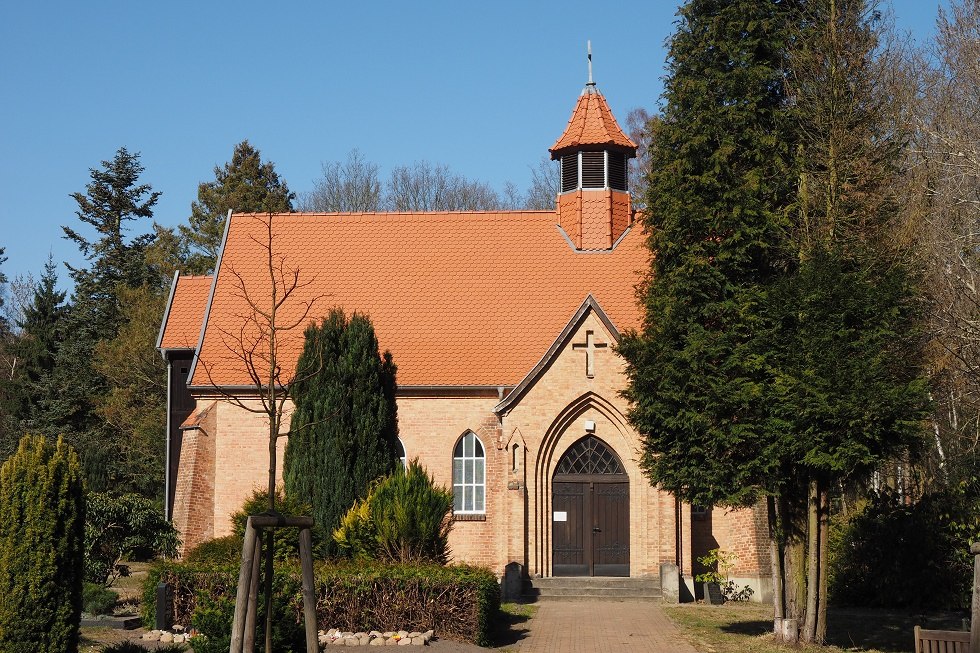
[231,486,323,560]
[82,582,119,616]
[142,562,303,651]
[334,460,453,563]
[142,560,500,646]
[85,492,180,586]
[183,534,243,566]
[100,642,184,653]
[0,434,86,653]
[828,487,980,608]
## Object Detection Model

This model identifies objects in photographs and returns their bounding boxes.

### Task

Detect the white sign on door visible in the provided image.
[553,511,567,522]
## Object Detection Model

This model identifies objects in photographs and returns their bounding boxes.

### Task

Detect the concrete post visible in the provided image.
[660,562,679,604]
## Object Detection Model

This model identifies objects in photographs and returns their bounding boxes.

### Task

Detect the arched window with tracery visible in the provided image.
[453,431,485,513]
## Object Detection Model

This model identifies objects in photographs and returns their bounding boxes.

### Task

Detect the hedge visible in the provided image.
[144,560,500,646]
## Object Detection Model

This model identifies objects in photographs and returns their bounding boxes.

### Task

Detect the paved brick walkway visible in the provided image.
[518,601,699,652]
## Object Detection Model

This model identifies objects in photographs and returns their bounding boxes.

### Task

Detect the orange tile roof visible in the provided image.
[550,87,637,156]
[185,212,649,388]
[159,274,212,350]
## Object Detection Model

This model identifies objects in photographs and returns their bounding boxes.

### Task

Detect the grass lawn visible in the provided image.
[664,603,969,653]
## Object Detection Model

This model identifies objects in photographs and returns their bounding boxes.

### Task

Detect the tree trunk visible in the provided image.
[802,479,820,643]
[778,495,805,643]
[768,496,785,638]
[816,486,830,643]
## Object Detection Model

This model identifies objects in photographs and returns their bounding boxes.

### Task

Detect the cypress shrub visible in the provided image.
[0,435,86,653]
[284,309,399,551]
[334,460,453,563]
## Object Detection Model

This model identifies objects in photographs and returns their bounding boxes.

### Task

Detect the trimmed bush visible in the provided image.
[143,560,500,646]
[142,562,303,652]
[183,534,243,566]
[334,460,453,563]
[100,643,183,653]
[82,583,119,616]
[0,435,86,653]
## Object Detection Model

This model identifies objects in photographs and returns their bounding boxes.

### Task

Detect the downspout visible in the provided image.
[164,357,172,520]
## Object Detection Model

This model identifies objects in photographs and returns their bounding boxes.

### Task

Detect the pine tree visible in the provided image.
[8,256,67,428]
[0,434,85,653]
[284,309,399,551]
[180,140,294,274]
[53,148,159,490]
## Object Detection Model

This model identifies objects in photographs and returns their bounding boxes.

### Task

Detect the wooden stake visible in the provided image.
[243,530,262,653]
[230,518,259,653]
[299,528,318,653]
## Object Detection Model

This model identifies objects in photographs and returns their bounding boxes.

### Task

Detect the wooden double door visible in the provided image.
[551,436,630,577]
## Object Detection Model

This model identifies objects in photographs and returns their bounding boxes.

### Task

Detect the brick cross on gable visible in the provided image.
[572,330,608,379]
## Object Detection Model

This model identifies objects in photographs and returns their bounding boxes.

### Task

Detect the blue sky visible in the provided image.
[0,1,949,287]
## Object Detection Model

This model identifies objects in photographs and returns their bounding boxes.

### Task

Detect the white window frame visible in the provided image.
[452,431,486,514]
[396,438,407,469]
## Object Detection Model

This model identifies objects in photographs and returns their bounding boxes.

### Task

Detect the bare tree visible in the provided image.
[625,108,659,208]
[524,157,558,210]
[196,212,326,652]
[299,149,382,213]
[385,160,503,211]
[902,0,980,488]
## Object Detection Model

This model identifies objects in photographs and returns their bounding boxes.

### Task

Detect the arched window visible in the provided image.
[395,438,407,469]
[453,431,485,513]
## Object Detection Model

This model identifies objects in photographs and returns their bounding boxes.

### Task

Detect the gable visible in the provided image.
[495,295,623,414]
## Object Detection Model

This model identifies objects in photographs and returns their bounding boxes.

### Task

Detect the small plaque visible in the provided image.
[553,511,567,522]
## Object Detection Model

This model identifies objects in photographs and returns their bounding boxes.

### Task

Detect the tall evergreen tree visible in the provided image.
[180,140,294,274]
[619,0,797,506]
[617,0,804,632]
[284,309,399,551]
[52,148,159,490]
[774,0,930,641]
[6,257,67,435]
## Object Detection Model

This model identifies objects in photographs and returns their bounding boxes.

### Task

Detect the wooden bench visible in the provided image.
[914,626,971,653]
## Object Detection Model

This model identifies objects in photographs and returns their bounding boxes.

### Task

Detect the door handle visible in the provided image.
[592,527,601,533]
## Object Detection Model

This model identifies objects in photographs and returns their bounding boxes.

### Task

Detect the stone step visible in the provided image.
[523,577,662,602]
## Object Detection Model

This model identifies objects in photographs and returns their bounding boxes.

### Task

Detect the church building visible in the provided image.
[157,76,772,601]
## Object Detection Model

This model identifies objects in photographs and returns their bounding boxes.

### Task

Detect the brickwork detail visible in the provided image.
[558,189,632,250]
[171,402,217,556]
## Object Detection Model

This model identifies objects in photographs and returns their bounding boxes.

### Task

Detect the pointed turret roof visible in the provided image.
[549,85,637,158]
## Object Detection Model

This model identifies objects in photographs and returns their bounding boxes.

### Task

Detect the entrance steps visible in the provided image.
[522,576,662,602]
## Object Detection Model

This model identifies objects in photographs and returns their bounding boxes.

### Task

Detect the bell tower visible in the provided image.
[549,47,637,250]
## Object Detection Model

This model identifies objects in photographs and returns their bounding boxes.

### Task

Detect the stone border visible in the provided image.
[319,628,434,647]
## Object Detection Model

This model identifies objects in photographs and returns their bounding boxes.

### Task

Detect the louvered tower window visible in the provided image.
[560,153,578,193]
[581,151,605,188]
[608,152,628,191]
[559,151,629,192]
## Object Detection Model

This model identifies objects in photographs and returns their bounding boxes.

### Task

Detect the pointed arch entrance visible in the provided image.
[552,435,629,576]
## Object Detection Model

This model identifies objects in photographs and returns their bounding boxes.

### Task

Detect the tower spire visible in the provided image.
[587,40,594,86]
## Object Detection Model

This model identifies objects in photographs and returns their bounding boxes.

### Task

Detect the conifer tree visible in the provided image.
[774,0,930,641]
[54,148,159,490]
[618,0,803,630]
[0,435,85,653]
[284,309,399,551]
[180,140,294,274]
[620,0,797,507]
[8,256,67,429]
